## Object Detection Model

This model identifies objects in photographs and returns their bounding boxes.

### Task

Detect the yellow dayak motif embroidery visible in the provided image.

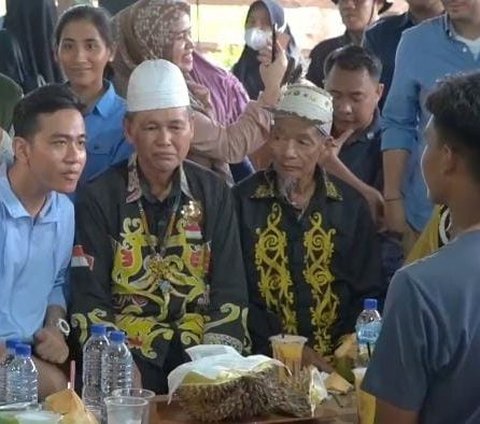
[71,309,117,344]
[254,203,297,334]
[303,212,338,355]
[252,183,275,199]
[108,213,211,359]
[254,203,339,355]
[116,314,174,360]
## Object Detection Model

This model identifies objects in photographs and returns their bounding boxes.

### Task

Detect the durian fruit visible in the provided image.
[177,365,281,422]
[325,372,353,394]
[274,366,327,418]
[274,367,315,418]
[333,333,357,383]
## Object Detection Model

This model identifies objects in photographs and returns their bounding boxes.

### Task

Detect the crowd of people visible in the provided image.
[1,0,480,422]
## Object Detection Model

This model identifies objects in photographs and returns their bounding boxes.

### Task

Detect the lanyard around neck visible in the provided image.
[137,191,182,258]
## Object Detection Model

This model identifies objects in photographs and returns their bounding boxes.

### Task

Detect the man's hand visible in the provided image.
[302,346,334,373]
[318,129,355,166]
[259,39,288,92]
[384,198,408,236]
[361,186,385,230]
[34,327,69,365]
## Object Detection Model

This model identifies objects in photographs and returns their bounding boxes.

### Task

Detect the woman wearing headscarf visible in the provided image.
[3,0,63,92]
[232,0,303,101]
[0,74,21,166]
[190,52,255,181]
[112,0,287,183]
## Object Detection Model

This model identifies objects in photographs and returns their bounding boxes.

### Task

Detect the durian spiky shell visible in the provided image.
[177,366,281,422]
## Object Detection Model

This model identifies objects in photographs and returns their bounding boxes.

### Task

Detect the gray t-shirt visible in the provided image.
[363,230,480,424]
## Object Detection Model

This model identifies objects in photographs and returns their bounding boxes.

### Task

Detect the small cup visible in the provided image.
[112,389,155,424]
[104,396,148,424]
[352,368,376,424]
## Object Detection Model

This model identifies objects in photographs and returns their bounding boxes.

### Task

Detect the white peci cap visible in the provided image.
[273,84,333,136]
[126,59,190,112]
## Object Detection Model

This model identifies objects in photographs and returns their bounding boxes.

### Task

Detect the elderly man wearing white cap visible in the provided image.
[70,59,248,394]
[234,83,384,370]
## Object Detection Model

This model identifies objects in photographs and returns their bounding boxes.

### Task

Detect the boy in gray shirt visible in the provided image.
[363,72,480,424]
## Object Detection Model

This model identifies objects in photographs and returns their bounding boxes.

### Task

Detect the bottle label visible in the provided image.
[357,321,382,344]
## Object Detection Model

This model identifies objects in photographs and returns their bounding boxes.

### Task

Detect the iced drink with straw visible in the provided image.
[269,334,307,380]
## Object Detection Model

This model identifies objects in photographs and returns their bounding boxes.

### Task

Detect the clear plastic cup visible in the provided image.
[15,411,62,424]
[104,396,148,424]
[112,389,155,424]
[352,368,376,424]
[269,334,307,380]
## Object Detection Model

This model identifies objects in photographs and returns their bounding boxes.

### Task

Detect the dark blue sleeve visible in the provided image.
[230,158,255,183]
[362,269,438,411]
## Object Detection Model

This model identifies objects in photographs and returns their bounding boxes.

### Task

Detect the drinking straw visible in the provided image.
[367,343,372,360]
[68,360,76,391]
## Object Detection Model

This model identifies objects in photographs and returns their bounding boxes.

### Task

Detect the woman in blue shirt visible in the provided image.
[55,5,133,185]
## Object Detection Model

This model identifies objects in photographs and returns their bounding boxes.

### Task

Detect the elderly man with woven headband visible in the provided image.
[234,83,383,370]
[70,59,248,394]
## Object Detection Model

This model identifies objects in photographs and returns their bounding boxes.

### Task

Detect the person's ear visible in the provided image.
[123,116,135,146]
[13,137,31,164]
[108,43,117,63]
[440,142,456,176]
[376,83,384,102]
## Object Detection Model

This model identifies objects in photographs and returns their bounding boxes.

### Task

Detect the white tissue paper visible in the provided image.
[167,344,284,402]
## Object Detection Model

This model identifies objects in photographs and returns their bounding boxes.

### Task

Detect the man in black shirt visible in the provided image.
[70,59,248,394]
[307,0,392,88]
[324,45,402,282]
[234,83,384,369]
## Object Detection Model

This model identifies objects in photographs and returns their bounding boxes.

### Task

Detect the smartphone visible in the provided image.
[271,23,277,63]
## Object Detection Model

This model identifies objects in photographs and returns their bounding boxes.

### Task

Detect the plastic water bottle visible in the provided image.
[0,339,21,403]
[82,324,110,413]
[101,331,133,397]
[6,344,38,405]
[355,298,382,367]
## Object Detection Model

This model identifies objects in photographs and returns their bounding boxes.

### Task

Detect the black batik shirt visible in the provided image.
[70,155,248,368]
[234,168,384,357]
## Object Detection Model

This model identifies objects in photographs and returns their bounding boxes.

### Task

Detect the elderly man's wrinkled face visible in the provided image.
[269,116,327,183]
[125,107,193,175]
[167,11,194,73]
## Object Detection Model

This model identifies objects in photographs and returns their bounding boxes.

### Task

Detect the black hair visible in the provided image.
[55,4,113,49]
[324,45,382,82]
[55,5,114,79]
[13,83,84,139]
[426,72,480,183]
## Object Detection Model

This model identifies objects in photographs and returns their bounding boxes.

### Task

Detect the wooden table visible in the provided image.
[149,393,358,424]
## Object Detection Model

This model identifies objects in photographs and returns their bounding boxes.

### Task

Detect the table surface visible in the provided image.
[149,393,358,424]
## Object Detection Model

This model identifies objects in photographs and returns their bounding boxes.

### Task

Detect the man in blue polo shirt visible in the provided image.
[363,71,480,424]
[0,84,86,399]
[363,0,444,109]
[382,0,480,255]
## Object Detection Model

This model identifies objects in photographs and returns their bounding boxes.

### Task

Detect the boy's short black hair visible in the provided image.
[426,72,480,183]
[324,45,382,82]
[13,83,84,139]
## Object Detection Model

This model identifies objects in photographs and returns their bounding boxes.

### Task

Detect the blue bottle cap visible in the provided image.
[15,344,32,357]
[108,331,125,343]
[364,298,378,310]
[90,324,107,336]
[6,338,21,350]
